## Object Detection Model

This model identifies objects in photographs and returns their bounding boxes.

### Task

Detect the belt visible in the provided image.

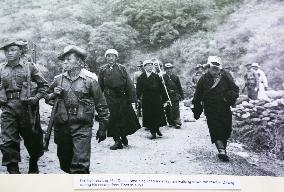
[66,106,78,115]
[104,88,126,96]
[6,91,21,100]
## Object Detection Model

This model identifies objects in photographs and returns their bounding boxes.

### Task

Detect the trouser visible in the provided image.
[0,101,43,166]
[55,123,92,174]
[165,101,181,126]
[215,140,228,150]
[247,86,258,100]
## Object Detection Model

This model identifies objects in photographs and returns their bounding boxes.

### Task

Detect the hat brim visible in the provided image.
[58,50,87,61]
[0,42,25,50]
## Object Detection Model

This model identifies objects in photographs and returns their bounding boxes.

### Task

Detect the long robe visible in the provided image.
[98,63,141,137]
[136,72,167,129]
[192,71,239,143]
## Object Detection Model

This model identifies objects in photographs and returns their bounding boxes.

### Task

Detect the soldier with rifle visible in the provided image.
[45,45,109,174]
[0,38,49,174]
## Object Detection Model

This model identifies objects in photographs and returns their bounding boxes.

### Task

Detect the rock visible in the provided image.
[264,101,278,108]
[262,117,270,121]
[241,113,250,119]
[262,111,269,116]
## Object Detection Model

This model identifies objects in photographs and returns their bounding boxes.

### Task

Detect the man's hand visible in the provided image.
[163,100,171,108]
[22,97,39,105]
[96,122,107,143]
[96,129,106,143]
[54,86,64,96]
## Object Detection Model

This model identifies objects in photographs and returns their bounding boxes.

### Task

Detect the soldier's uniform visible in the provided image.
[163,63,184,128]
[0,39,49,173]
[45,46,109,174]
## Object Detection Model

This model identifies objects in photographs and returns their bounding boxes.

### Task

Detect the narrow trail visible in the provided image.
[0,102,283,175]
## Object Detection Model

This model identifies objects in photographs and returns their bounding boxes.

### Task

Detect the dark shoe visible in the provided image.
[28,158,39,174]
[217,149,229,162]
[156,130,163,136]
[7,163,21,174]
[121,136,128,146]
[175,125,181,129]
[110,141,123,150]
[150,132,156,140]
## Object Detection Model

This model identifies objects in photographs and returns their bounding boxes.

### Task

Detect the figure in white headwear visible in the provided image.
[251,62,269,100]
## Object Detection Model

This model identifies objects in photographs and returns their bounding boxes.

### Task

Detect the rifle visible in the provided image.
[26,61,35,132]
[43,68,64,151]
[155,60,172,107]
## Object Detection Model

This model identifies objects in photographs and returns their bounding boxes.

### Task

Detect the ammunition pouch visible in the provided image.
[6,91,20,100]
[68,100,95,124]
[54,99,69,125]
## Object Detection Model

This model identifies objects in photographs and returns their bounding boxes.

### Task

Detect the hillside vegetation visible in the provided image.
[0,0,283,93]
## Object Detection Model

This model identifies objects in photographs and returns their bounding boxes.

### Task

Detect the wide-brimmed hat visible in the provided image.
[143,59,153,66]
[104,49,118,57]
[244,63,252,66]
[0,38,26,50]
[58,45,87,60]
[251,62,260,68]
[195,64,204,69]
[164,63,174,69]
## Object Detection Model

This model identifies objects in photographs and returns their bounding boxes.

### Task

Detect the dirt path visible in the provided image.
[0,103,283,175]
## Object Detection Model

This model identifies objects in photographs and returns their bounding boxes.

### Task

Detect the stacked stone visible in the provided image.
[232,98,284,127]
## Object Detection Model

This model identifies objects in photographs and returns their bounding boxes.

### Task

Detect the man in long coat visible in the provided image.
[192,56,239,162]
[98,49,141,150]
[163,63,184,128]
[136,60,168,139]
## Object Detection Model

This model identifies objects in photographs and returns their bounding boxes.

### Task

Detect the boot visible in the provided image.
[175,124,181,129]
[121,136,128,146]
[150,130,156,140]
[110,138,123,150]
[7,163,21,174]
[28,157,39,174]
[156,128,163,136]
[217,149,229,162]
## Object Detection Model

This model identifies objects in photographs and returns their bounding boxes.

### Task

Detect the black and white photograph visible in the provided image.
[0,0,283,176]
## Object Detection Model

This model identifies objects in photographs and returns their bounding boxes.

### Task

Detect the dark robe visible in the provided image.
[192,71,239,143]
[98,63,141,137]
[136,72,167,129]
[163,73,184,126]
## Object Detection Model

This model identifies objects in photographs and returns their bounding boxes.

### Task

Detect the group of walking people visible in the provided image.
[0,38,240,174]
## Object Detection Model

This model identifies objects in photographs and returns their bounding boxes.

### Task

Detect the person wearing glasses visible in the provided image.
[136,60,168,139]
[191,56,239,162]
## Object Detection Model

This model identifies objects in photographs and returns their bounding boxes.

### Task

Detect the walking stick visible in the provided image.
[155,60,172,107]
